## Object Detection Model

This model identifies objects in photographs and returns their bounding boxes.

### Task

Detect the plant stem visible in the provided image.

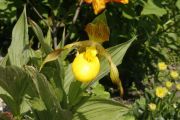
[53,23,58,49]
[64,0,83,42]
[72,0,84,24]
[27,0,49,27]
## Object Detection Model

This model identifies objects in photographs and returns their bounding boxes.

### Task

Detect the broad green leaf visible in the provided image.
[8,6,30,67]
[29,19,52,54]
[0,55,9,66]
[68,81,83,107]
[0,0,8,10]
[29,20,66,95]
[141,0,167,17]
[96,36,136,81]
[29,97,47,111]
[0,86,12,99]
[40,66,63,102]
[91,83,110,98]
[0,66,30,116]
[72,98,130,120]
[176,0,180,9]
[41,47,73,92]
[25,66,72,120]
[20,97,31,114]
[64,64,75,93]
[25,66,61,110]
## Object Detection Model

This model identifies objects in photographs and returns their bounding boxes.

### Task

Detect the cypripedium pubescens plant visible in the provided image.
[41,12,124,96]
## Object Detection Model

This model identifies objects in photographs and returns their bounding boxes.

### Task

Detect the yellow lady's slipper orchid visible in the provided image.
[72,47,100,83]
[84,0,128,14]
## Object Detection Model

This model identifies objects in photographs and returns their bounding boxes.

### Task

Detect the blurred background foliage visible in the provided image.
[0,0,180,100]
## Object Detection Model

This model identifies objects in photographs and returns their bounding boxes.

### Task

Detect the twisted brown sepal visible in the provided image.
[40,49,63,71]
[85,12,110,44]
[110,62,124,97]
[96,43,124,97]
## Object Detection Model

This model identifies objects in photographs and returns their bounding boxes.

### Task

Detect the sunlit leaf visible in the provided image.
[91,83,110,98]
[176,0,180,9]
[96,36,136,81]
[8,6,30,67]
[64,65,75,93]
[141,0,167,17]
[0,55,9,67]
[29,97,47,111]
[72,98,131,120]
[44,27,52,47]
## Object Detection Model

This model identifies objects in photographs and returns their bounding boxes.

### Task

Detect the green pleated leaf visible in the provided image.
[64,64,75,93]
[141,0,167,17]
[29,97,47,111]
[68,81,83,107]
[25,66,61,110]
[25,66,72,120]
[8,6,30,67]
[0,55,9,66]
[0,66,30,116]
[72,98,131,120]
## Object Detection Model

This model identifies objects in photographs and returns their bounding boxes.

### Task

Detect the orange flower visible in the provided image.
[84,0,92,4]
[84,0,128,14]
[92,0,106,15]
[112,0,129,4]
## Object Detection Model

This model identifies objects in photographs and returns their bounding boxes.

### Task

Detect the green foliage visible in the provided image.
[0,66,30,119]
[0,0,180,120]
[0,6,134,120]
[141,0,167,17]
[72,98,131,120]
[133,63,180,119]
[8,6,30,67]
